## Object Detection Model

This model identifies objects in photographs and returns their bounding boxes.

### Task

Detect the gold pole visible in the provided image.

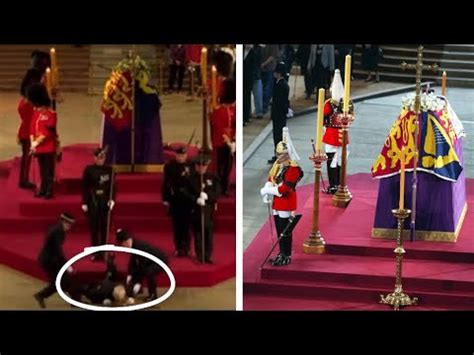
[332,112,355,208]
[380,208,418,310]
[131,56,136,173]
[201,87,211,154]
[159,60,163,94]
[304,144,327,254]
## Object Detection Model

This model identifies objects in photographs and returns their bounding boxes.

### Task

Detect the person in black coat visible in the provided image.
[162,146,192,257]
[81,147,116,260]
[180,154,221,264]
[115,229,168,301]
[268,62,289,164]
[243,44,256,125]
[362,44,381,82]
[296,45,312,99]
[80,258,134,306]
[34,213,79,308]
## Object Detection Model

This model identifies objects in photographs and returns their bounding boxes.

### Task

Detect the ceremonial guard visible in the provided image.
[210,78,236,196]
[260,127,303,266]
[181,154,221,264]
[268,62,290,164]
[161,146,192,257]
[115,229,168,301]
[28,83,58,199]
[81,147,116,259]
[17,68,43,189]
[322,69,353,194]
[34,213,78,308]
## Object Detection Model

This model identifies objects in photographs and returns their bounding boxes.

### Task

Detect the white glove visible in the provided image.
[260,184,282,197]
[262,194,271,204]
[132,283,141,296]
[81,204,88,212]
[230,142,236,154]
[67,266,73,274]
[108,200,115,210]
[197,197,206,206]
[126,275,132,284]
[31,140,39,149]
[200,192,208,200]
[287,108,294,118]
[103,299,112,306]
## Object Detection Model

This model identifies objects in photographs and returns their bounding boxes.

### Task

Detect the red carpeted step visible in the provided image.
[18,193,235,217]
[0,144,236,288]
[0,215,236,234]
[0,231,235,287]
[260,254,474,293]
[56,174,164,195]
[244,174,474,310]
[244,278,474,308]
[243,294,466,311]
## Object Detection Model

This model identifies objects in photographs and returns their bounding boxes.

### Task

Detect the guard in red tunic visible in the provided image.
[260,127,303,266]
[322,69,354,194]
[28,83,58,199]
[210,78,236,196]
[18,66,44,189]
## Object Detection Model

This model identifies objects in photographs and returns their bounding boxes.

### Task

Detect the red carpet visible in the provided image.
[0,144,235,287]
[244,173,474,310]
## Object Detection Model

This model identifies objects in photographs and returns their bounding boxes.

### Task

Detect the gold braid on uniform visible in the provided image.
[268,160,299,184]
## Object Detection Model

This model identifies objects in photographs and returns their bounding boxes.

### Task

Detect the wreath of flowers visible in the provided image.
[401,92,445,112]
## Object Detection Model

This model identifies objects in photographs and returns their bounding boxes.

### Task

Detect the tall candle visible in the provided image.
[201,47,207,87]
[316,88,325,151]
[50,48,57,87]
[343,55,351,113]
[211,65,217,109]
[45,68,52,99]
[399,146,406,210]
[441,71,447,96]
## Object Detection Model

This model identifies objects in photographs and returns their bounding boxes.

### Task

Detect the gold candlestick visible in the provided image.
[304,145,327,254]
[380,208,418,310]
[332,112,355,208]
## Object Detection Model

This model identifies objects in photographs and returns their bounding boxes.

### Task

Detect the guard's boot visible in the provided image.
[282,255,291,266]
[272,254,285,266]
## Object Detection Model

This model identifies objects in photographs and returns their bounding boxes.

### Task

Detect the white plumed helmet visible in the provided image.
[330,69,344,102]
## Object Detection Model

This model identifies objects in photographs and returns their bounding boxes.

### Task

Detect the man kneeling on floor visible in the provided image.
[115,229,168,301]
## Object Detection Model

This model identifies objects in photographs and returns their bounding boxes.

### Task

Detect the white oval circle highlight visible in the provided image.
[55,245,176,311]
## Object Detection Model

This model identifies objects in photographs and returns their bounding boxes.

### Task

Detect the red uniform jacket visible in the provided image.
[269,164,303,211]
[17,98,34,140]
[210,104,236,149]
[322,99,349,147]
[30,108,57,154]
[185,44,203,64]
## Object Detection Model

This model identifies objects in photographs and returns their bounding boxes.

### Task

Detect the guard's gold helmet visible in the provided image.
[276,140,288,155]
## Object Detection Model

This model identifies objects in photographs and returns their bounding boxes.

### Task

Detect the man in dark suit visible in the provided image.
[34,212,78,308]
[180,154,221,264]
[268,62,290,164]
[115,229,168,301]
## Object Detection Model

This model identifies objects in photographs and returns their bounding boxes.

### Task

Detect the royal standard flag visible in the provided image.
[372,95,463,182]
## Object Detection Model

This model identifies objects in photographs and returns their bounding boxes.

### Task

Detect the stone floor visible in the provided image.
[0,90,234,310]
[0,265,235,310]
[243,86,474,249]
